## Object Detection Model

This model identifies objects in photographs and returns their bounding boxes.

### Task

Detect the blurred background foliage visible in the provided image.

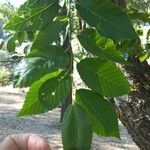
[0,2,16,86]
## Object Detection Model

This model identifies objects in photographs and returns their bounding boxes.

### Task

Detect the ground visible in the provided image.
[0,85,139,150]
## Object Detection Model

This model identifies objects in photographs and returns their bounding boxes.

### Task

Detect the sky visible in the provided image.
[0,0,26,7]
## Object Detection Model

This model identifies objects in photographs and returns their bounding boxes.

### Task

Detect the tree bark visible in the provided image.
[59,2,73,122]
[60,33,73,122]
[60,89,72,122]
[114,58,150,150]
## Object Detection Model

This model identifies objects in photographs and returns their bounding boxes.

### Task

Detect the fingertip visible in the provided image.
[27,134,51,150]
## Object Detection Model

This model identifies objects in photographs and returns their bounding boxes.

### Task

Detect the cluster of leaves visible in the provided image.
[4,0,143,149]
[126,0,150,61]
[0,2,16,22]
[128,0,150,12]
[0,66,10,86]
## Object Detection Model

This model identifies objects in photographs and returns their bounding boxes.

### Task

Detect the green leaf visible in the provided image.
[102,39,128,64]
[139,53,149,62]
[147,29,150,41]
[14,45,69,87]
[17,31,27,45]
[27,31,35,42]
[78,28,127,64]
[76,89,120,138]
[4,0,59,32]
[6,37,15,52]
[77,58,130,97]
[23,44,30,55]
[0,40,4,50]
[62,104,92,150]
[128,12,150,23]
[76,0,138,40]
[17,71,71,116]
[31,21,67,49]
[78,28,102,56]
[4,15,25,31]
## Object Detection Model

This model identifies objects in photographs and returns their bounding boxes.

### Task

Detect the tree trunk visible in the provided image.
[59,2,73,122]
[60,89,72,122]
[114,57,150,150]
[60,33,73,122]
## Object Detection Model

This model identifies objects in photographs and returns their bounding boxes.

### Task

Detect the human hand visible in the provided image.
[0,133,51,150]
